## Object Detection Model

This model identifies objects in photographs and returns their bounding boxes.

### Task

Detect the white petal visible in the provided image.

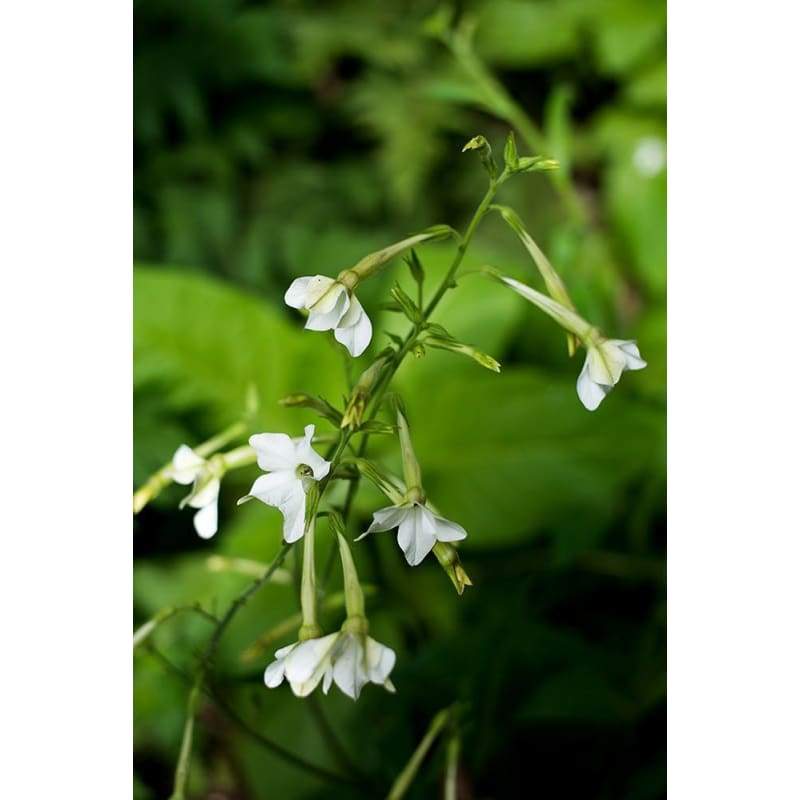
[322,666,334,694]
[280,488,307,543]
[284,277,313,309]
[264,646,295,688]
[303,276,337,307]
[609,339,647,371]
[249,432,298,472]
[397,505,438,566]
[576,357,611,411]
[192,500,218,539]
[187,476,220,509]
[274,643,296,659]
[587,342,626,386]
[355,505,411,540]
[334,297,372,357]
[305,285,349,331]
[170,445,205,485]
[285,633,339,684]
[246,470,299,508]
[332,635,368,700]
[293,424,331,480]
[432,514,467,542]
[365,637,396,685]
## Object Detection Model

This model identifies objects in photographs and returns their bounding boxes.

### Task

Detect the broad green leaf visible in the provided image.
[405,367,664,551]
[134,266,347,432]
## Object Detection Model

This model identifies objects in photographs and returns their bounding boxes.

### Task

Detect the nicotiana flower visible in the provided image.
[240,424,330,543]
[264,629,396,700]
[576,338,647,411]
[358,500,467,567]
[284,275,372,357]
[496,273,647,411]
[169,445,221,539]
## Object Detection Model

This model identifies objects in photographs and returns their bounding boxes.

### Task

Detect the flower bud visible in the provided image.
[395,402,423,494]
[503,130,519,171]
[341,356,389,430]
[462,134,498,179]
[516,155,559,173]
[433,542,473,595]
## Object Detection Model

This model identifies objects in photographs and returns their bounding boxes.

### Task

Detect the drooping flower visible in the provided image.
[358,501,467,567]
[240,424,330,543]
[264,629,396,700]
[495,273,647,411]
[169,445,221,539]
[284,276,372,357]
[264,633,338,697]
[577,338,647,411]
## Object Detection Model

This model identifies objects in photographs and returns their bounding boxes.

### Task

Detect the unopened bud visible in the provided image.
[433,542,473,595]
[341,357,389,430]
[395,403,423,495]
[462,134,498,179]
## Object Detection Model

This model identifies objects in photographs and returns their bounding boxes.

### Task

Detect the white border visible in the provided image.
[0,2,132,795]
[669,2,800,797]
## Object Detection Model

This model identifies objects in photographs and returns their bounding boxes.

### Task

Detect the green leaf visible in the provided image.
[390,283,422,324]
[406,367,664,551]
[134,266,345,431]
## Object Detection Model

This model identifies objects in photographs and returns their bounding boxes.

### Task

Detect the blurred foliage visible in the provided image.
[134,0,665,798]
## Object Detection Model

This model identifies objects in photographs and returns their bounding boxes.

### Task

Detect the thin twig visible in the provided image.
[168,542,293,800]
[386,707,453,800]
[146,645,360,788]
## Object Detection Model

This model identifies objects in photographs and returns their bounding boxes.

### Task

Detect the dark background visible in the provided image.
[134,1,666,797]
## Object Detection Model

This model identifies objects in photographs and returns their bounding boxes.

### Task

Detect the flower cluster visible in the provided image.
[140,132,647,706]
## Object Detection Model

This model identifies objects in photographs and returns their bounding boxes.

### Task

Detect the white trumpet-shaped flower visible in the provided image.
[264,630,396,700]
[497,274,647,411]
[169,445,221,539]
[358,501,467,567]
[284,276,372,357]
[577,338,647,411]
[241,425,330,543]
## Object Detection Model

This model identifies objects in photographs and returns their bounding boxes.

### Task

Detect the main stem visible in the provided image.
[168,542,293,800]
[333,180,500,522]
[169,181,499,794]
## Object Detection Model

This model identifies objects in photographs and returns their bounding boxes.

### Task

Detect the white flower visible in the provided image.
[264,631,396,700]
[327,632,396,700]
[242,424,330,543]
[496,275,647,411]
[357,502,467,567]
[284,275,372,357]
[169,445,220,539]
[577,339,647,411]
[264,634,337,697]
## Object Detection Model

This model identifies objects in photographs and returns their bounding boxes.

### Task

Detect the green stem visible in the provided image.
[444,733,460,800]
[168,542,293,799]
[133,605,218,650]
[385,708,452,800]
[319,184,498,587]
[299,515,319,635]
[425,180,499,317]
[148,645,358,787]
[168,681,200,800]
[445,31,587,225]
[306,694,369,783]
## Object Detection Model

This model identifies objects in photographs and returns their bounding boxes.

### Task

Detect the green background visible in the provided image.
[134,1,666,797]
